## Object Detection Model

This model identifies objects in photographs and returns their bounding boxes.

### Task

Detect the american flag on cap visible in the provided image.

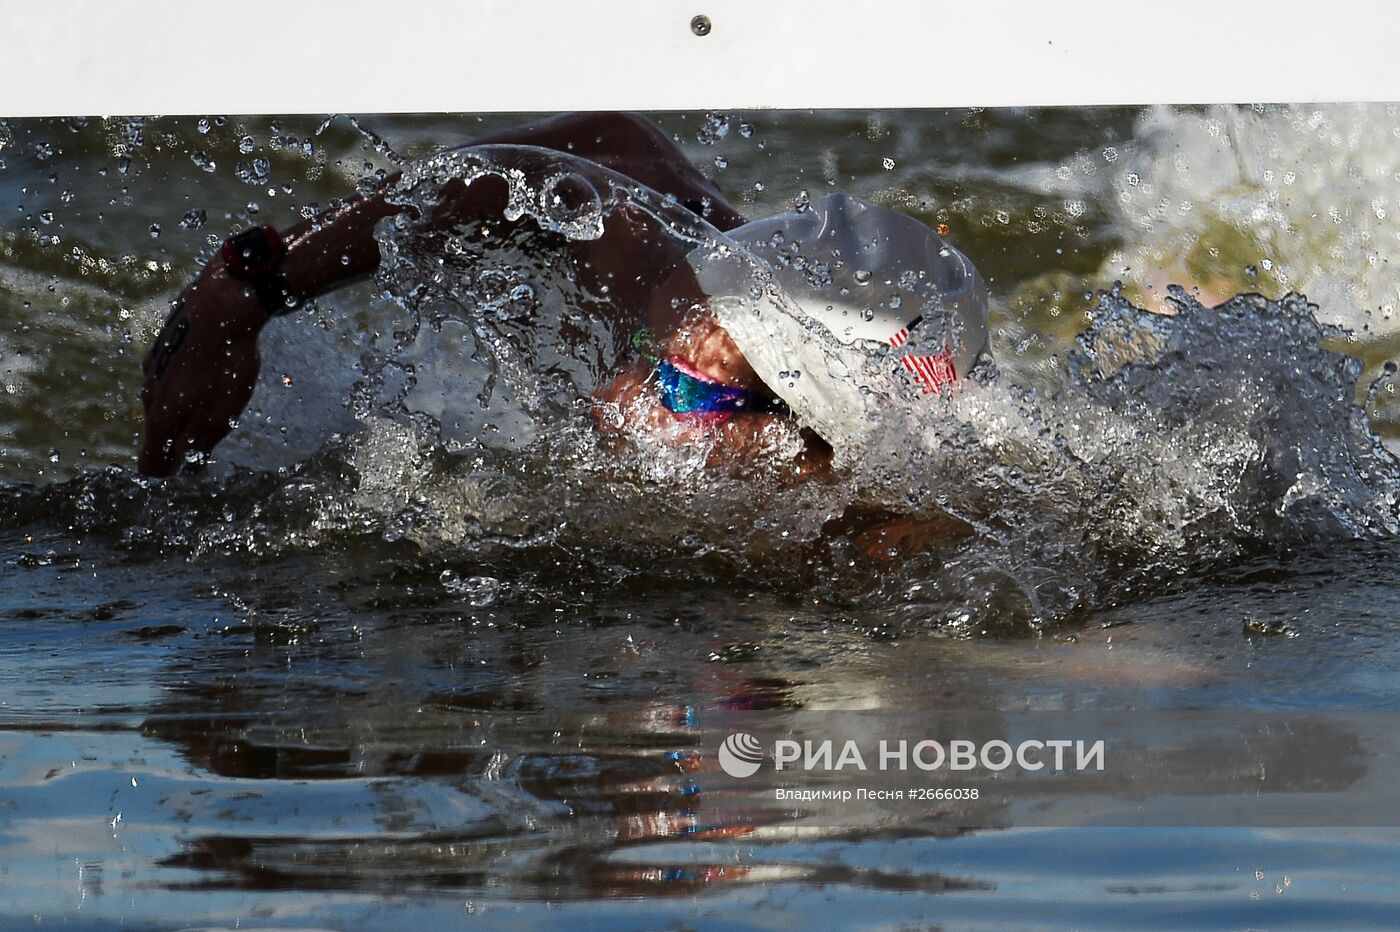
[888,315,957,393]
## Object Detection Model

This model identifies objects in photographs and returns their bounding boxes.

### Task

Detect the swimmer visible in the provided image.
[140,112,990,556]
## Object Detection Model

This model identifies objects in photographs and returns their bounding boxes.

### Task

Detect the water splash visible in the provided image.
[845,285,1400,627]
[6,136,1400,633]
[256,150,1400,628]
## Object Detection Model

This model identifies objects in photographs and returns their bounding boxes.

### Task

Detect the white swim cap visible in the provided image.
[687,193,990,446]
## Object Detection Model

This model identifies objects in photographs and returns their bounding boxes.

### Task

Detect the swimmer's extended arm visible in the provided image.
[138,264,267,475]
[276,112,742,305]
[139,112,743,476]
[276,113,744,308]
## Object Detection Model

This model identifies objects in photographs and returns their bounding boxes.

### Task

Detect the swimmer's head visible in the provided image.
[687,193,990,445]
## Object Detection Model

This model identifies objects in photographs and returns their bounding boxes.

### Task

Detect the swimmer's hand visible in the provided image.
[138,265,266,476]
[822,506,973,561]
[851,514,972,560]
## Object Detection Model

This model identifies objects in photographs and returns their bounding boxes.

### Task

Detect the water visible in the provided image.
[6,106,1400,926]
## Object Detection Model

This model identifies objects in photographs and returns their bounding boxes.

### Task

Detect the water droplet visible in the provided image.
[882,157,895,170]
[38,210,54,225]
[179,208,207,230]
[854,269,872,285]
[441,570,502,606]
[148,223,160,239]
[190,150,216,173]
[196,118,212,135]
[714,156,728,170]
[235,158,271,186]
[238,135,255,154]
[696,112,729,145]
[47,449,60,463]
[738,122,754,138]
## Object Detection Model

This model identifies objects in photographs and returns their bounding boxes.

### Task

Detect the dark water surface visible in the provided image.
[6,107,1400,927]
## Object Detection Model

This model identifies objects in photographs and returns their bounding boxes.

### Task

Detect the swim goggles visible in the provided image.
[655,357,789,416]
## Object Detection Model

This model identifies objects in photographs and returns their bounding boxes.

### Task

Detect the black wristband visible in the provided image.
[221,225,306,316]
[251,269,304,316]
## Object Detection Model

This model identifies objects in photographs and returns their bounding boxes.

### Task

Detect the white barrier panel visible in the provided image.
[3,0,1400,116]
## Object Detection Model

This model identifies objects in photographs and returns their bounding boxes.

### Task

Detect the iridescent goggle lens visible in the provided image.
[656,358,770,415]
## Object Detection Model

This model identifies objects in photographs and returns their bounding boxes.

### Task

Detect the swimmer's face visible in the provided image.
[667,311,764,389]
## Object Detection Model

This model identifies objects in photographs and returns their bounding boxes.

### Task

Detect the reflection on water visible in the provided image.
[6,526,1400,923]
[6,106,1400,925]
